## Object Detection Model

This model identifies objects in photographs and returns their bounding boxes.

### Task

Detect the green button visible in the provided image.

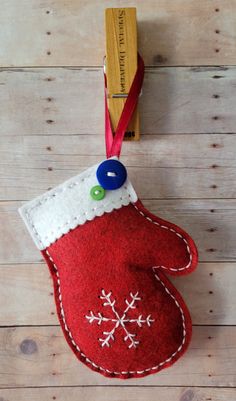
[90,185,105,201]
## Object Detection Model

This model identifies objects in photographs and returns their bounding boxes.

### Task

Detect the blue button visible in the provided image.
[96,159,127,190]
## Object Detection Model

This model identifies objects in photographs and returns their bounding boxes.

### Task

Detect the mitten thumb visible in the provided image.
[119,199,198,277]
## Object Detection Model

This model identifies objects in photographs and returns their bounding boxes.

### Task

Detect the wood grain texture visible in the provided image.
[0,326,235,387]
[105,8,139,138]
[0,67,235,135]
[1,387,236,401]
[1,133,234,169]
[0,0,236,67]
[1,199,235,264]
[0,263,235,326]
[1,0,235,395]
[1,133,235,200]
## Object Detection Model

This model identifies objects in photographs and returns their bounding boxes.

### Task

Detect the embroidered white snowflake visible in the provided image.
[85,290,154,349]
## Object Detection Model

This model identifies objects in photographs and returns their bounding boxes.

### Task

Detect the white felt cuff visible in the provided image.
[19,158,138,250]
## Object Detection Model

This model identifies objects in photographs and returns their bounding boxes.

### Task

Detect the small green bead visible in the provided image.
[90,185,105,201]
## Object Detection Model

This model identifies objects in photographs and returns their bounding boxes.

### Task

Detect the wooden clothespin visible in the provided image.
[105,7,140,141]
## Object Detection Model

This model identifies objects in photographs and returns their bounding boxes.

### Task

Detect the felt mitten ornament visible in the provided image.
[19,55,198,379]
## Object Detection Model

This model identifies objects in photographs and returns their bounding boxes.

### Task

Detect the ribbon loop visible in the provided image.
[104,54,145,159]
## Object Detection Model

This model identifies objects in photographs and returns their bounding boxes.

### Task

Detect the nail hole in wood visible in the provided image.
[47,31,51,35]
[215,8,219,12]
[207,227,217,232]
[212,116,219,120]
[46,146,52,151]
[211,185,217,189]
[213,94,219,98]
[209,272,213,276]
[209,291,213,294]
[210,209,215,213]
[47,51,51,55]
[208,336,212,339]
[47,97,53,102]
[46,119,54,124]
[215,48,220,53]
[207,248,216,252]
[215,29,220,34]
[153,54,168,64]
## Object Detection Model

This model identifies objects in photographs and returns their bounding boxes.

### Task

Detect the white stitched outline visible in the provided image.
[24,191,135,248]
[26,201,192,274]
[28,158,123,212]
[28,173,93,212]
[86,290,154,349]
[133,204,192,272]
[24,195,132,249]
[46,249,186,376]
[42,195,132,240]
[45,200,191,377]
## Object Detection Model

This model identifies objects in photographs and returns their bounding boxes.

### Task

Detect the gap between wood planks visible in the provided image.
[1,133,235,136]
[0,385,235,389]
[2,198,236,202]
[0,65,234,69]
[1,386,235,401]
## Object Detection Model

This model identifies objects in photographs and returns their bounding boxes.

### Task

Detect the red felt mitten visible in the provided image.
[20,54,198,379]
[20,158,198,379]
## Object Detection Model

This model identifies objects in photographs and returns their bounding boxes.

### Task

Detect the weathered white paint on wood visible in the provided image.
[1,386,235,401]
[0,263,234,326]
[2,163,234,199]
[0,326,235,387]
[0,0,235,67]
[1,133,235,200]
[1,200,235,264]
[0,67,235,135]
[1,133,233,169]
[1,0,235,395]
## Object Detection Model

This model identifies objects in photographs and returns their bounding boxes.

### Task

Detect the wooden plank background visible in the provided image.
[0,1,236,400]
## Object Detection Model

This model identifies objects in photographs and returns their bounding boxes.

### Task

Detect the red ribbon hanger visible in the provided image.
[104,54,145,159]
